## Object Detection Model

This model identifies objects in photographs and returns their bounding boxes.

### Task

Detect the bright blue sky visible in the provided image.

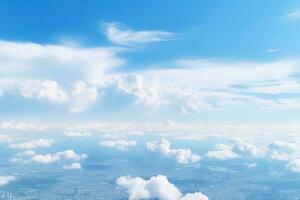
[1,0,300,60]
[1,0,300,122]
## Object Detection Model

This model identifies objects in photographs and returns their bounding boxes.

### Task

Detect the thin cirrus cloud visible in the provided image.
[265,48,280,53]
[285,10,300,20]
[103,22,175,45]
[116,175,209,200]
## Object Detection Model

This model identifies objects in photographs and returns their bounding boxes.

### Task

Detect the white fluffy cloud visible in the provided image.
[115,73,164,107]
[21,80,68,103]
[180,193,209,200]
[206,144,239,160]
[116,175,208,200]
[32,150,87,164]
[9,139,55,149]
[16,150,36,157]
[286,159,300,172]
[104,58,300,114]
[70,81,99,112]
[0,134,13,143]
[1,37,300,115]
[206,141,262,160]
[104,22,175,45]
[63,162,82,170]
[0,39,124,112]
[63,131,92,138]
[174,134,205,141]
[0,40,124,85]
[0,121,45,132]
[146,139,201,164]
[268,141,299,161]
[0,176,16,187]
[10,150,37,164]
[266,140,300,173]
[100,140,137,151]
[11,149,87,165]
[0,79,68,104]
[231,141,261,157]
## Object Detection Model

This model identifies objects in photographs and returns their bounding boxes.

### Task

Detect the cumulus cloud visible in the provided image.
[63,131,92,138]
[70,81,99,112]
[115,73,165,107]
[63,162,82,170]
[0,134,13,143]
[231,140,261,157]
[268,140,299,161]
[10,150,37,164]
[0,39,124,112]
[286,159,300,172]
[265,140,300,173]
[0,79,68,104]
[21,80,68,103]
[12,149,87,166]
[174,134,205,141]
[0,121,45,131]
[100,140,137,151]
[16,150,36,157]
[32,150,87,164]
[9,139,55,149]
[103,22,175,45]
[0,176,16,187]
[180,193,209,200]
[206,144,239,160]
[104,58,300,114]
[146,139,201,164]
[116,175,208,200]
[206,140,262,160]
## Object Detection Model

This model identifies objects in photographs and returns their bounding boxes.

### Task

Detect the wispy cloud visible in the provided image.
[103,22,175,45]
[285,10,300,20]
[265,48,280,53]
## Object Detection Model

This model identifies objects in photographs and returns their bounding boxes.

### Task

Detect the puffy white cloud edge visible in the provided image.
[146,139,201,164]
[116,175,208,200]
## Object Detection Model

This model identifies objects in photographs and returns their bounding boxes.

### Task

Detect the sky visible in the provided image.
[1,0,300,123]
[2,2,300,199]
